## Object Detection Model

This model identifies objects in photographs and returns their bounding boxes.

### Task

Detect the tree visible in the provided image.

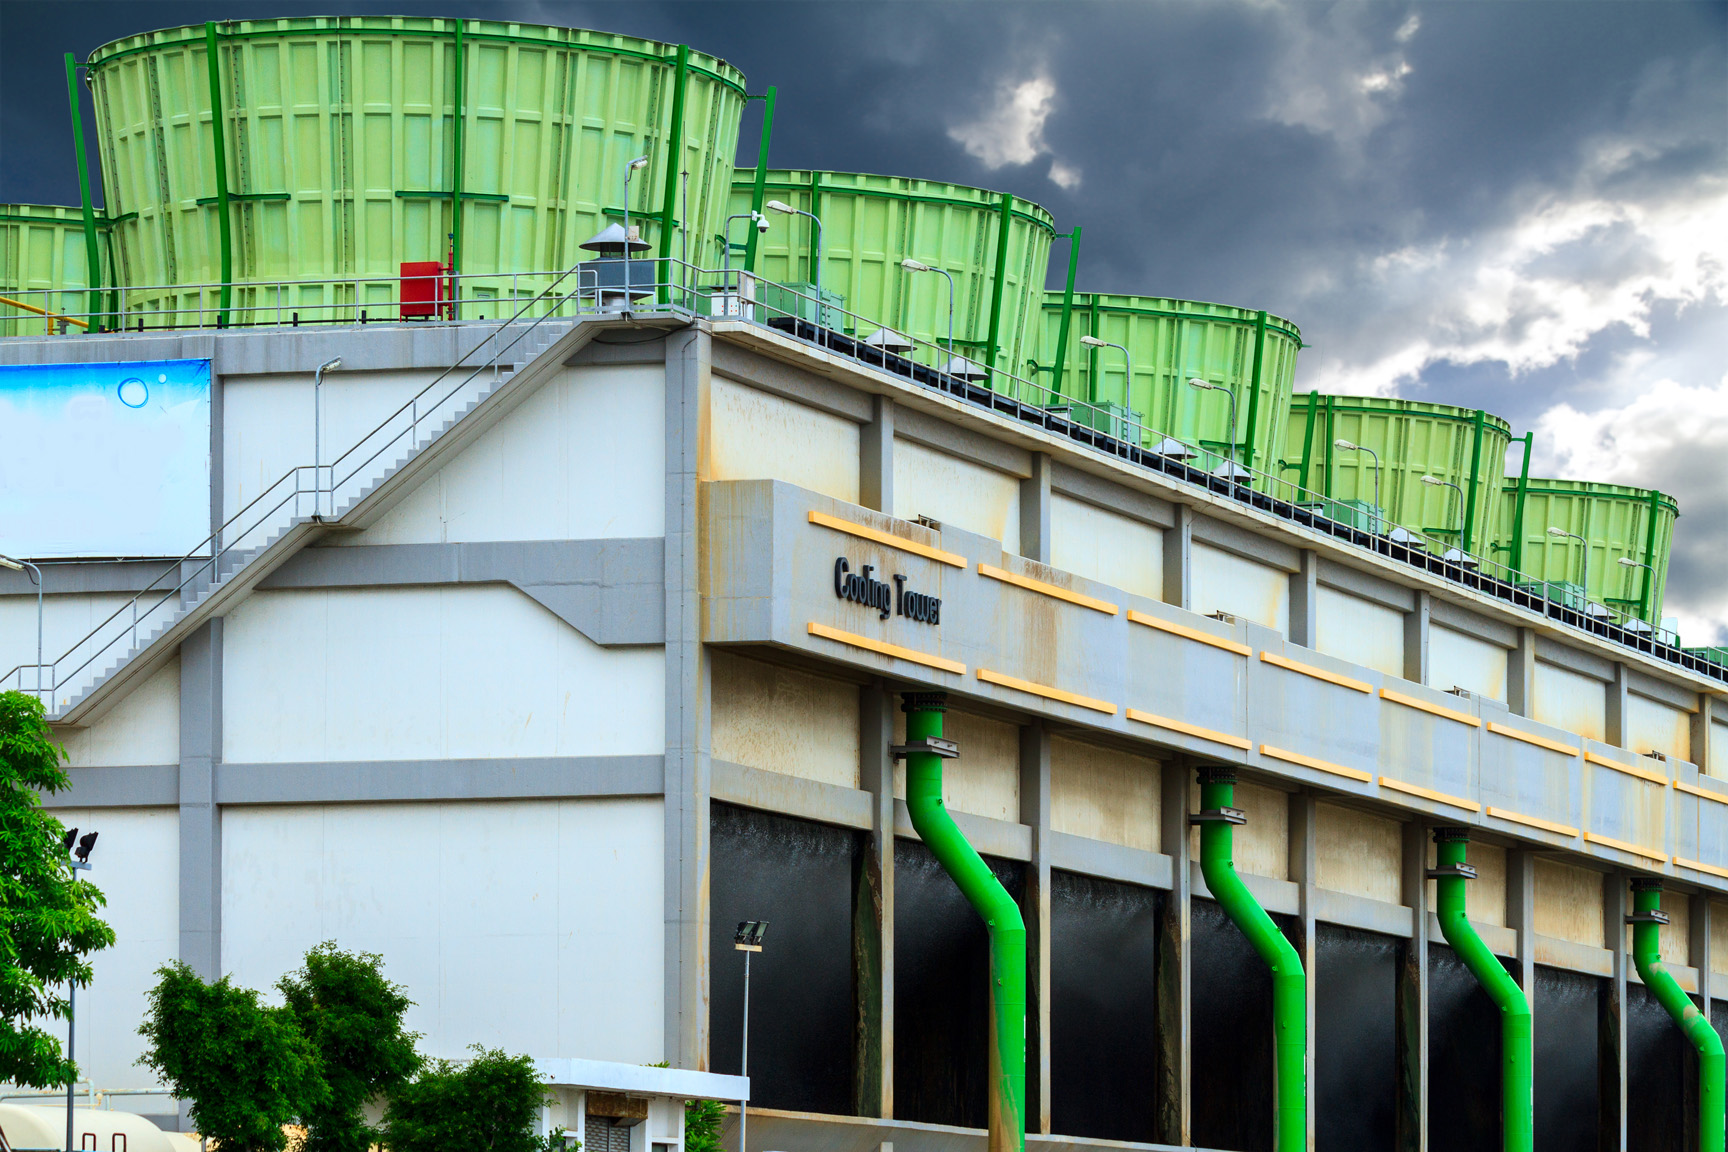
[682,1099,725,1152]
[279,942,421,1152]
[383,1047,559,1152]
[138,962,328,1152]
[0,690,115,1087]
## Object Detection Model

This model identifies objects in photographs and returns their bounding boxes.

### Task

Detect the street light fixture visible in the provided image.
[0,553,43,699]
[1547,526,1594,607]
[733,921,768,1152]
[64,826,96,1152]
[766,201,824,340]
[901,259,955,384]
[1334,439,1384,535]
[1078,335,1130,410]
[1420,474,1467,538]
[312,357,342,518]
[1188,378,1240,469]
[622,156,650,303]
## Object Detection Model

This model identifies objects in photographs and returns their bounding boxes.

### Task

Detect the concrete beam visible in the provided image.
[1404,591,1431,685]
[860,396,894,514]
[217,755,664,805]
[1162,507,1193,613]
[1020,454,1053,565]
[1288,550,1318,649]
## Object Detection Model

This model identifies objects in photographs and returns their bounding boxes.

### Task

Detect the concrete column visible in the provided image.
[1508,627,1538,718]
[1287,790,1319,1151]
[856,683,896,1117]
[1020,453,1052,565]
[664,326,713,1069]
[1607,663,1630,749]
[1397,820,1430,1152]
[1691,695,1717,778]
[1404,591,1431,685]
[860,395,894,514]
[1162,506,1193,612]
[1604,874,1628,1150]
[1155,761,1192,1145]
[1506,850,1537,998]
[1692,892,1714,1021]
[178,619,222,980]
[1020,723,1053,1133]
[1287,550,1318,648]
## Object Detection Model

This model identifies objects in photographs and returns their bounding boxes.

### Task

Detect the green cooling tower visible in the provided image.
[1036,292,1302,475]
[727,170,1054,382]
[85,16,747,324]
[1496,477,1677,625]
[1282,395,1513,555]
[0,204,113,334]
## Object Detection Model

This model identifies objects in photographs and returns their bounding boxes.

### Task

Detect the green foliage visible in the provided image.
[683,1099,726,1152]
[0,690,115,1087]
[279,942,421,1152]
[138,961,328,1152]
[383,1047,559,1152]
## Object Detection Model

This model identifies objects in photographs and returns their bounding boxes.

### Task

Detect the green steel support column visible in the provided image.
[202,22,233,329]
[1086,296,1099,404]
[1195,767,1305,1151]
[1297,391,1319,493]
[451,21,466,316]
[656,44,690,304]
[743,87,777,273]
[808,169,822,287]
[1463,409,1487,553]
[1240,309,1267,480]
[1638,488,1661,624]
[1050,226,1081,401]
[64,54,102,332]
[1631,879,1725,1152]
[984,191,1012,390]
[1322,394,1336,498]
[902,692,1025,1152]
[1510,432,1534,574]
[1432,827,1532,1152]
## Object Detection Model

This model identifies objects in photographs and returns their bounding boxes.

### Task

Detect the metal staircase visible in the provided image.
[4,284,639,725]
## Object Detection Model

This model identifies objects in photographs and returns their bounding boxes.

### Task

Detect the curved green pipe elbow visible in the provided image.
[902,693,1026,1152]
[1195,768,1306,1152]
[1631,880,1725,1152]
[1431,827,1531,1152]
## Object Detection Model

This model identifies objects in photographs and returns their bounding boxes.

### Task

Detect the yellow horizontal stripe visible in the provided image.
[1674,856,1728,882]
[976,562,1119,615]
[1125,610,1252,656]
[1674,779,1728,804]
[1485,805,1580,838]
[1485,722,1580,757]
[1378,775,1481,812]
[976,668,1116,714]
[1258,744,1373,783]
[1379,687,1483,728]
[1259,651,1373,694]
[1126,709,1252,750]
[1584,750,1669,785]
[807,510,966,567]
[806,622,966,675]
[1583,831,1667,864]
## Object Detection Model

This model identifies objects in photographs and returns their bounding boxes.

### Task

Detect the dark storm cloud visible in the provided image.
[3,1,1723,633]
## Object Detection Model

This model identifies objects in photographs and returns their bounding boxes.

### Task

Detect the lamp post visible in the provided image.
[1334,439,1383,534]
[312,357,342,518]
[1188,378,1240,466]
[63,827,97,1152]
[1618,556,1657,630]
[0,554,42,698]
[1078,335,1129,408]
[765,200,822,339]
[901,259,954,383]
[622,156,649,303]
[1548,526,1593,607]
[733,921,768,1152]
[722,212,770,280]
[1421,474,1466,536]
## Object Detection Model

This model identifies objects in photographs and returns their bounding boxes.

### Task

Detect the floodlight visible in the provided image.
[61,827,78,852]
[75,831,97,863]
[734,920,769,950]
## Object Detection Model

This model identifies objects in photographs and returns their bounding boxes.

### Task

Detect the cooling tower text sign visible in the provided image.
[0,359,211,558]
[833,556,942,623]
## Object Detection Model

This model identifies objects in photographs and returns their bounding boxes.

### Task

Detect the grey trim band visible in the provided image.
[45,764,180,808]
[1049,460,1176,529]
[1191,513,1300,572]
[712,341,874,422]
[895,405,1033,479]
[261,539,665,645]
[1316,556,1417,613]
[0,560,180,596]
[216,755,666,805]
[711,759,872,830]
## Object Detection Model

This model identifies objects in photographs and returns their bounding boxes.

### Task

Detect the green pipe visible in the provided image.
[64,54,102,332]
[1462,409,1487,553]
[1297,391,1319,493]
[742,87,777,274]
[656,43,690,304]
[1631,879,1725,1152]
[1510,432,1533,575]
[451,20,467,315]
[1050,226,1080,400]
[1322,394,1335,498]
[1195,767,1305,1151]
[1431,827,1531,1152]
[984,191,1012,390]
[1240,309,1267,480]
[203,23,233,329]
[1638,487,1661,624]
[902,692,1025,1152]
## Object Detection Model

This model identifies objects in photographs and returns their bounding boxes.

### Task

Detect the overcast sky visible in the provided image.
[4,1,1725,639]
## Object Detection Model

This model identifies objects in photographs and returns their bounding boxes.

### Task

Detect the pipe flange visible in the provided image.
[900,691,948,713]
[1426,863,1478,880]
[891,736,959,760]
[1195,766,1238,786]
[1432,825,1472,844]
[1191,806,1247,826]
[1630,877,1665,893]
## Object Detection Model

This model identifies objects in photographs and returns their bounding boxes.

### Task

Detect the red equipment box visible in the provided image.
[399,261,446,319]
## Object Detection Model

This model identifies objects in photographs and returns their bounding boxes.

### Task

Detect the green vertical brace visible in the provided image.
[742,86,776,273]
[902,693,1025,1152]
[203,22,233,329]
[1322,394,1336,498]
[984,191,1012,391]
[1297,391,1319,493]
[1510,432,1534,574]
[1462,409,1487,553]
[65,54,102,332]
[656,43,689,305]
[1050,226,1081,401]
[1631,879,1725,1152]
[1638,487,1661,624]
[1086,295,1099,405]
[1195,767,1304,1151]
[1240,309,1267,480]
[1432,827,1531,1152]
[451,20,466,311]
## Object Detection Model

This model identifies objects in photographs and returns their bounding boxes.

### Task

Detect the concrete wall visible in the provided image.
[711,650,860,788]
[1536,859,1605,948]
[1049,737,1160,852]
[1315,587,1404,678]
[892,439,1020,556]
[1190,778,1288,880]
[1316,801,1402,905]
[1191,543,1288,633]
[1048,495,1162,602]
[1534,661,1607,742]
[1431,624,1508,701]
[893,706,1020,822]
[1626,692,1691,761]
[708,375,859,504]
[59,663,178,767]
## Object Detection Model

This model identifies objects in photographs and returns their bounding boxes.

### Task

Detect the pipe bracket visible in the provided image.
[891,736,959,760]
[1627,909,1672,925]
[1191,806,1247,825]
[1427,863,1479,880]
